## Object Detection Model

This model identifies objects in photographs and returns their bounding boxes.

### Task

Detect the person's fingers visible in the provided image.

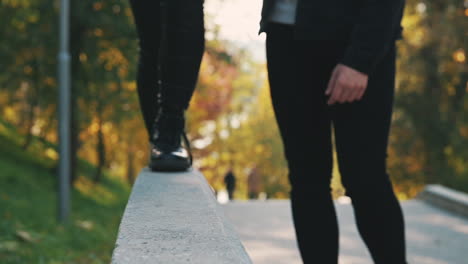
[342,86,356,103]
[343,89,356,103]
[327,65,370,104]
[337,86,349,103]
[327,85,338,105]
[326,67,339,95]
[328,80,344,105]
[327,89,337,105]
[346,82,363,102]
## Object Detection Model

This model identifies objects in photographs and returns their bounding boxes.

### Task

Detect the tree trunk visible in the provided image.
[94,114,106,183]
[126,145,135,185]
[21,101,35,150]
[69,11,86,184]
[22,60,40,150]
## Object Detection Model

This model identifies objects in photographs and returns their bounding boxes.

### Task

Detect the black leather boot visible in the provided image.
[149,109,192,172]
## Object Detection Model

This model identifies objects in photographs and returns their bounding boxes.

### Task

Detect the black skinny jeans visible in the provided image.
[266,23,407,264]
[129,0,205,137]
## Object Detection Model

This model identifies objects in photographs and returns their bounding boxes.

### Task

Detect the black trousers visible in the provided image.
[129,0,205,137]
[266,23,407,264]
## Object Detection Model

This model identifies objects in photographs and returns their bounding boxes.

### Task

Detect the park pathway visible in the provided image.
[222,199,468,264]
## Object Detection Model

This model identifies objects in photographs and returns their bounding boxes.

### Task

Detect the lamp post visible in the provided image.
[57,0,71,223]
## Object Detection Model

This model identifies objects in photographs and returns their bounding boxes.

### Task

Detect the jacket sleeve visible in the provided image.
[340,0,405,75]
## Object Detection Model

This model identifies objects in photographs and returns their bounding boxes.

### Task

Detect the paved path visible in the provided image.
[222,200,468,264]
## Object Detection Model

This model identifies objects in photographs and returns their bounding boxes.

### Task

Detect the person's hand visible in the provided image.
[325,64,369,105]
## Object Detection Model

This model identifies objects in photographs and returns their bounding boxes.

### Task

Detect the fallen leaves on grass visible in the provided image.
[15,230,36,243]
[75,220,94,230]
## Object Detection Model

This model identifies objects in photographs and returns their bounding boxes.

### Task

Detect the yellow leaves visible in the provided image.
[108,82,118,92]
[406,156,423,174]
[27,13,39,23]
[44,77,56,86]
[110,134,118,144]
[203,154,219,168]
[94,28,104,37]
[453,49,466,63]
[136,150,144,159]
[45,148,58,160]
[31,122,41,136]
[0,91,8,106]
[220,152,230,161]
[203,170,215,181]
[102,122,112,133]
[254,145,264,154]
[123,81,136,92]
[88,122,100,134]
[118,67,128,78]
[401,12,427,48]
[124,7,133,18]
[98,47,129,75]
[459,126,468,138]
[79,53,88,62]
[30,119,47,136]
[407,28,427,47]
[447,85,456,96]
[452,157,467,174]
[93,2,103,11]
[396,192,409,201]
[4,106,18,121]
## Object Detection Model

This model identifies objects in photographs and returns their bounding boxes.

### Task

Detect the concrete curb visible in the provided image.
[418,184,468,219]
[111,168,252,264]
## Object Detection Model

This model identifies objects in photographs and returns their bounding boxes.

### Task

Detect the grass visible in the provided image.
[0,121,131,264]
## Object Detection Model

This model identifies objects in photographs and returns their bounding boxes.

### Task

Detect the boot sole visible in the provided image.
[149,157,191,172]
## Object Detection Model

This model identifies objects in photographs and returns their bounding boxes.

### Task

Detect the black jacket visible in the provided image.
[260,0,405,75]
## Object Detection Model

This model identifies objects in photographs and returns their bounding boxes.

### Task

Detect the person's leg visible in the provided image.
[160,0,205,111]
[128,0,162,138]
[149,0,205,171]
[266,23,339,263]
[332,44,407,264]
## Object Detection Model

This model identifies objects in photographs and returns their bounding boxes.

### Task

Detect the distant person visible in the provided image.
[260,0,407,263]
[224,170,236,200]
[247,167,261,199]
[129,0,204,171]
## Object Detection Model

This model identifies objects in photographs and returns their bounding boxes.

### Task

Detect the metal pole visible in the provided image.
[57,0,71,223]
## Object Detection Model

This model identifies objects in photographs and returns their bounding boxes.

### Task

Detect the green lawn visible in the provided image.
[0,122,130,264]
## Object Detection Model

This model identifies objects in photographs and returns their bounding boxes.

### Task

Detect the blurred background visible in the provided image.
[0,0,466,263]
